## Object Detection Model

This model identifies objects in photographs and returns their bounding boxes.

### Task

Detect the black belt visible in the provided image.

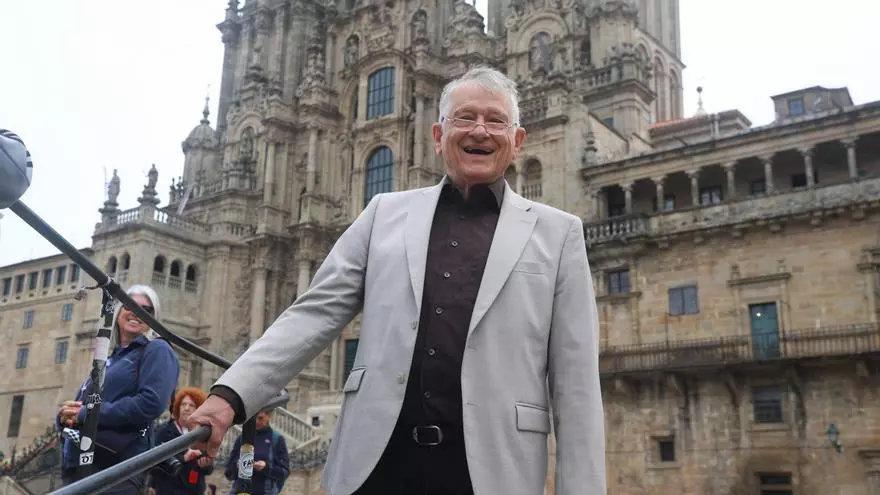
[407,423,464,446]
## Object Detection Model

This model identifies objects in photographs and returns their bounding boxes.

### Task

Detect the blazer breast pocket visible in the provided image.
[513,260,545,275]
[342,367,366,393]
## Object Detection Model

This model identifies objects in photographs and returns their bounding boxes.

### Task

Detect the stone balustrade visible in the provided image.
[584,214,648,244]
[600,322,880,374]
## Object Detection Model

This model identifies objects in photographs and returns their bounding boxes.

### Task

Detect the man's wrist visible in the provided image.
[209,386,246,424]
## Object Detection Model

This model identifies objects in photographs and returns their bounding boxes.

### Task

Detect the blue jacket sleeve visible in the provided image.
[225,437,242,480]
[77,340,179,429]
[269,434,290,482]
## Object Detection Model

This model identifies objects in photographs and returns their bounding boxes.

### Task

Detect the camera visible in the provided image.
[153,455,183,477]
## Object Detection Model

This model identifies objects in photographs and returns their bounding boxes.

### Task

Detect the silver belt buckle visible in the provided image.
[412,425,443,446]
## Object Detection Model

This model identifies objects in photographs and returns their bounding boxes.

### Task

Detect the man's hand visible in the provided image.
[253,460,266,471]
[186,395,235,458]
[197,456,213,468]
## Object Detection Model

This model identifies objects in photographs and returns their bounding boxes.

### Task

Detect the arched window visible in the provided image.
[120,253,131,271]
[185,265,198,293]
[364,146,394,205]
[107,256,118,274]
[523,160,543,200]
[170,260,182,278]
[367,67,395,119]
[653,57,667,122]
[153,256,166,273]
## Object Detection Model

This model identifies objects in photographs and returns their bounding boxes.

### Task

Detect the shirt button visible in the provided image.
[435,307,444,315]
[450,240,459,247]
[423,391,431,399]
[443,272,451,279]
[427,348,436,356]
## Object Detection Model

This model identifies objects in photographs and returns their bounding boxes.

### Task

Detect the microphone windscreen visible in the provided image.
[0,129,33,208]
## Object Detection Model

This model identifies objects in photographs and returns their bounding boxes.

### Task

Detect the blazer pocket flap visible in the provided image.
[343,367,366,393]
[514,261,545,274]
[515,402,551,433]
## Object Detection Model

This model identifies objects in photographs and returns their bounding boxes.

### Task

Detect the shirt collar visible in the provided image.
[443,176,505,209]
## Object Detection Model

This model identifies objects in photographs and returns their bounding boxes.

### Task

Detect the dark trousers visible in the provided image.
[355,422,474,495]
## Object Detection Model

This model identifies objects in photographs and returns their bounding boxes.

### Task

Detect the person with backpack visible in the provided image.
[57,284,179,494]
[224,408,289,495]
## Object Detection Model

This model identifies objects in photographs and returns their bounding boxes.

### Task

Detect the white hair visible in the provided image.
[438,66,521,127]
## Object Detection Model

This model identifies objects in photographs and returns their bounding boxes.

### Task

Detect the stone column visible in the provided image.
[723,161,737,199]
[687,169,700,206]
[249,267,268,344]
[652,176,665,212]
[590,191,602,221]
[296,259,312,298]
[414,96,425,168]
[760,155,775,193]
[262,141,276,204]
[799,147,815,188]
[843,138,858,180]
[622,182,634,215]
[598,189,607,219]
[307,126,319,192]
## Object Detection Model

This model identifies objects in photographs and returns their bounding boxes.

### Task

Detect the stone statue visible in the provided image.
[529,32,553,73]
[411,10,428,42]
[146,164,158,190]
[239,128,254,160]
[107,169,120,204]
[344,35,359,66]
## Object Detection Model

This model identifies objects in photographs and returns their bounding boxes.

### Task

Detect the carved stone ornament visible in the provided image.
[411,9,429,44]
[344,35,360,67]
[446,0,485,43]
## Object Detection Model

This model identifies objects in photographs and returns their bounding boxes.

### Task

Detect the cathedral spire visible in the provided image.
[201,95,211,125]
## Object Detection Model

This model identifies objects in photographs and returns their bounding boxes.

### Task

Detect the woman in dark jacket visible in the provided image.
[57,284,179,494]
[151,387,214,494]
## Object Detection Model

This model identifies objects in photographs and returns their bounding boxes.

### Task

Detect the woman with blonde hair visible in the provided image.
[57,284,179,494]
[151,387,214,494]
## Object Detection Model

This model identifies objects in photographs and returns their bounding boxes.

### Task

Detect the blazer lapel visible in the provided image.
[468,184,537,335]
[404,181,444,314]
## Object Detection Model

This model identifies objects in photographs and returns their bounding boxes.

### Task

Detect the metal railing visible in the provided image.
[600,322,880,374]
[6,201,289,495]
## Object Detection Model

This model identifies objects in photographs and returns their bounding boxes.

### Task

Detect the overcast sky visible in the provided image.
[1,0,879,267]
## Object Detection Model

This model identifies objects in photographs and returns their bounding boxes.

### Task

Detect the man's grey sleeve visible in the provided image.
[548,217,607,494]
[214,195,381,420]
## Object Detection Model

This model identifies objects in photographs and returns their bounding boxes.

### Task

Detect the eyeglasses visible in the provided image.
[441,117,517,135]
[123,304,154,316]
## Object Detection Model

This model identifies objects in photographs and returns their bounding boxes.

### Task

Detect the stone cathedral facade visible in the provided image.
[3,0,880,493]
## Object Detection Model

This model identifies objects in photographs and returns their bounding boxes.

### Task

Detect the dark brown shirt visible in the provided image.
[398,179,503,430]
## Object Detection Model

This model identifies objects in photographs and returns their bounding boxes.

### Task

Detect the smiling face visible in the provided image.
[116,293,152,343]
[432,82,526,192]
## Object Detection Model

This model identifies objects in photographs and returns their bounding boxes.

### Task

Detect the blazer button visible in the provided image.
[411,321,418,329]
[397,374,406,384]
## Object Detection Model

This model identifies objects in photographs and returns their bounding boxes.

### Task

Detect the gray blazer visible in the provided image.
[215,180,606,494]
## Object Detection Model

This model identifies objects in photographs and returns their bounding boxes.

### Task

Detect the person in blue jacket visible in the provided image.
[57,284,179,494]
[224,409,290,495]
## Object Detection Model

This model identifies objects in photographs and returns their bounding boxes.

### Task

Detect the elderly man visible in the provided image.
[190,67,605,495]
